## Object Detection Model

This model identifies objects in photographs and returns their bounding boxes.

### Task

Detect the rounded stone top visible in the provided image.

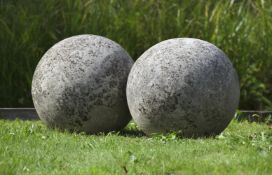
[126,38,240,137]
[32,34,134,133]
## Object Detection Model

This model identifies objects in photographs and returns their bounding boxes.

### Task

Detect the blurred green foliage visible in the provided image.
[0,0,271,110]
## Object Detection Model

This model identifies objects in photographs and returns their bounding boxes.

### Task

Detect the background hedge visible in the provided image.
[1,0,272,110]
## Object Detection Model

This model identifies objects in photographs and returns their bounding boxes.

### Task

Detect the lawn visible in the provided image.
[0,119,271,175]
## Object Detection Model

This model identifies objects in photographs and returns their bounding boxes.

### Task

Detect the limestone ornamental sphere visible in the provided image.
[32,35,134,133]
[126,38,240,137]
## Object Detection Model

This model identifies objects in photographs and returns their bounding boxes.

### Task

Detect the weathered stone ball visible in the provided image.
[127,38,240,137]
[32,35,134,133]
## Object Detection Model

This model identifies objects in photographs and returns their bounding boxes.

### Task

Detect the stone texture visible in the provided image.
[32,34,134,133]
[126,38,240,137]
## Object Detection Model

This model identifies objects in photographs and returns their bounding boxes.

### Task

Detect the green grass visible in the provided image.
[1,0,272,110]
[0,120,271,175]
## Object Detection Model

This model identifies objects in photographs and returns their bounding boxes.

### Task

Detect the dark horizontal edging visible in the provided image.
[0,108,272,123]
[236,110,272,123]
[0,108,39,120]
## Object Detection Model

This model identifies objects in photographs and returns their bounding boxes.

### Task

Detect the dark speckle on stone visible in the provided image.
[32,34,134,134]
[126,38,240,137]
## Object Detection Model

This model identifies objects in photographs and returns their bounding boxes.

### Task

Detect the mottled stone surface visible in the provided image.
[32,35,134,133]
[127,38,240,137]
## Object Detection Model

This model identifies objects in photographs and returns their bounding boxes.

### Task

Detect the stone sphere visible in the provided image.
[32,34,134,133]
[126,38,240,137]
